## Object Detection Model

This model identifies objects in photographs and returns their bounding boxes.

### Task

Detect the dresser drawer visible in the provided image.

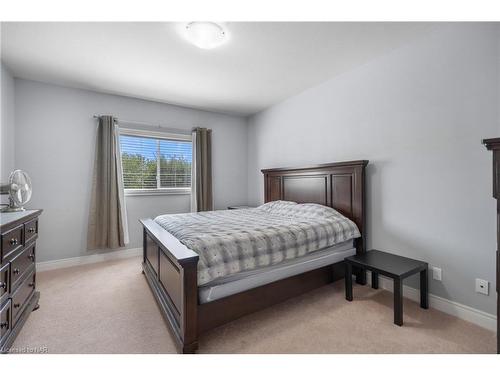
[0,263,9,304]
[0,300,11,342]
[24,218,38,244]
[10,243,36,289]
[1,225,24,263]
[11,271,35,326]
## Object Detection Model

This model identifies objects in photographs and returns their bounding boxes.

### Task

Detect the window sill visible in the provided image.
[125,188,191,196]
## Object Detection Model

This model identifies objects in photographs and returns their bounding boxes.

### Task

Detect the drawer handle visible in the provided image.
[9,238,18,246]
[28,228,36,233]
[0,282,6,290]
[0,322,8,329]
[28,254,35,261]
[13,303,20,308]
[13,268,20,275]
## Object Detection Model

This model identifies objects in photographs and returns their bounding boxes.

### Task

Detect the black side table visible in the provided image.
[344,250,428,326]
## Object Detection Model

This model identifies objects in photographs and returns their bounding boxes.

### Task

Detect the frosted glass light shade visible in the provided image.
[185,22,227,49]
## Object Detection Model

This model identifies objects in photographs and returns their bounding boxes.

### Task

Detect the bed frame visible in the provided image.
[140,160,368,353]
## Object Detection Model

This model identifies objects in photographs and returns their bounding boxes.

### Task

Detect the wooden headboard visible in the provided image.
[261,160,368,253]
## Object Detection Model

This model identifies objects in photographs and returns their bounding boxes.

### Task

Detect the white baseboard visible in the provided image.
[363,271,497,332]
[36,247,142,272]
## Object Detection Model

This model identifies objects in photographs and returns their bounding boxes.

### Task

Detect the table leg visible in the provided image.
[355,267,367,285]
[394,278,403,326]
[345,262,353,301]
[420,268,429,309]
[371,271,379,289]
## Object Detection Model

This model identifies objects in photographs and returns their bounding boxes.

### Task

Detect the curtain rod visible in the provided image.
[93,115,193,133]
[93,115,157,128]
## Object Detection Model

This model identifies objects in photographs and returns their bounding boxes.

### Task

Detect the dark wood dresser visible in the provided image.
[482,138,500,354]
[0,209,42,353]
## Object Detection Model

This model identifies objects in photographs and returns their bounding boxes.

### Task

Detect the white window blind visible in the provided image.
[119,131,192,193]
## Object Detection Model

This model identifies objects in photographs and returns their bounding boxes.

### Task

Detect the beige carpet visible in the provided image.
[12,256,496,354]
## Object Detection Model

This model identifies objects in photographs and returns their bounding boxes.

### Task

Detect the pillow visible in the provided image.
[257,200,296,209]
[256,200,297,214]
[257,201,341,219]
[287,203,341,219]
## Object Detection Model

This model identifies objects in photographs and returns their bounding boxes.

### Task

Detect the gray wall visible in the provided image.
[14,79,248,262]
[1,63,15,200]
[247,23,499,314]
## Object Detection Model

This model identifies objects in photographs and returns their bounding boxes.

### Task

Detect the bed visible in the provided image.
[140,160,368,353]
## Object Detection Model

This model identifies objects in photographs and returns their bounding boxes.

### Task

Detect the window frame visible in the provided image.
[119,127,193,196]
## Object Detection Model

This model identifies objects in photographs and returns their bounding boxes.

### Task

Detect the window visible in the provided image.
[119,129,192,195]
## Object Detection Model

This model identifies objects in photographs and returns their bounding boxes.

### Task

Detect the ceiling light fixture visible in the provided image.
[184,22,227,50]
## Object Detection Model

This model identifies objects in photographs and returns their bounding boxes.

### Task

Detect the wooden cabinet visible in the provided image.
[482,138,500,354]
[0,210,42,353]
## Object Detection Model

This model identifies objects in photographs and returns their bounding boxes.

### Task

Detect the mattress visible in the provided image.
[198,240,356,304]
[154,200,360,286]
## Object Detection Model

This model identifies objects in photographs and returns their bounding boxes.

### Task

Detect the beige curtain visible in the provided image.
[87,115,129,250]
[190,127,213,212]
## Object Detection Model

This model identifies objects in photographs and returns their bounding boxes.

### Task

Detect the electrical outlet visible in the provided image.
[432,266,442,281]
[475,279,489,295]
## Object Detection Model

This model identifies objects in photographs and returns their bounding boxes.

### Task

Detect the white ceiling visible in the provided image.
[1,22,435,116]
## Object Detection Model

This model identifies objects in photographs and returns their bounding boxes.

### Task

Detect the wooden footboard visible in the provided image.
[141,218,347,354]
[140,219,199,353]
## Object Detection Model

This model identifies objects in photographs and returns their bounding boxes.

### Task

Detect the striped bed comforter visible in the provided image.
[154,201,360,286]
